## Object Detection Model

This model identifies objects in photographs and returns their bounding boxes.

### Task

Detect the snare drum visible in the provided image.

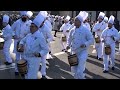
[105,45,111,55]
[68,54,78,66]
[95,35,100,43]
[17,59,27,74]
[0,38,4,50]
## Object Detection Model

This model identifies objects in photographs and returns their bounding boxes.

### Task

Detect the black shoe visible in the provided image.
[62,49,65,52]
[21,74,25,76]
[15,72,19,76]
[111,67,115,70]
[41,76,47,79]
[96,56,98,59]
[103,70,109,73]
[98,58,102,61]
[65,50,67,52]
[108,61,110,65]
[49,51,51,54]
[4,62,12,65]
[21,74,25,78]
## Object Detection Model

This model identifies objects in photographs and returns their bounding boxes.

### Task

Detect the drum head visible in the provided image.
[17,59,27,64]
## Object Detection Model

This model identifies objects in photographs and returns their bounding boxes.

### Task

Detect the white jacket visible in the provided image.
[39,24,53,43]
[101,26,119,45]
[1,24,13,41]
[67,25,94,54]
[60,22,72,35]
[20,30,49,57]
[93,21,106,36]
[83,22,91,31]
[11,19,31,40]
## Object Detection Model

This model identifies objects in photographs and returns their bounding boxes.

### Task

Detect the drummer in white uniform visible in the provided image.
[66,11,94,79]
[60,15,72,52]
[38,12,53,79]
[19,13,49,79]
[101,15,119,73]
[93,12,106,60]
[0,14,13,65]
[11,11,32,75]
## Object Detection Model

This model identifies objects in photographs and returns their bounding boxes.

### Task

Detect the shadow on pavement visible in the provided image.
[0,68,15,79]
[46,55,74,79]
[85,69,106,79]
[108,62,120,79]
[87,58,103,69]
[115,59,120,63]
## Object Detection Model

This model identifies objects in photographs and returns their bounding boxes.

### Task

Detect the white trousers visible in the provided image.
[13,40,24,72]
[95,42,103,58]
[103,43,115,71]
[60,32,69,50]
[3,39,12,63]
[25,57,41,79]
[46,42,52,59]
[40,55,47,76]
[71,50,88,79]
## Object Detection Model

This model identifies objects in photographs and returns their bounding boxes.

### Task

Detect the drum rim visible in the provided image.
[17,61,27,65]
[70,63,78,66]
[17,63,27,66]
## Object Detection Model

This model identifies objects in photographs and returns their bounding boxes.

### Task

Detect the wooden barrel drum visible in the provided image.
[17,59,27,74]
[95,35,101,43]
[68,54,78,66]
[62,36,67,42]
[105,45,111,55]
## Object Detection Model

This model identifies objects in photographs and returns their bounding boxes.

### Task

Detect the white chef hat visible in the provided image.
[32,13,45,28]
[65,15,70,21]
[80,11,88,21]
[108,15,115,24]
[98,12,105,19]
[26,11,33,18]
[39,11,48,18]
[3,14,9,23]
[20,11,27,16]
[76,11,88,22]
[76,14,83,22]
[104,16,108,22]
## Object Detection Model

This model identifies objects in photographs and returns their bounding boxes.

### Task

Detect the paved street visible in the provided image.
[0,31,120,79]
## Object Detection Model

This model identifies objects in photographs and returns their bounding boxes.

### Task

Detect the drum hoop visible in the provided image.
[17,63,27,67]
[17,60,27,65]
[68,54,77,58]
[70,63,78,66]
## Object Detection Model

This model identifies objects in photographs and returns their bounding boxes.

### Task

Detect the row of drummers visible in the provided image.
[0,11,120,79]
[91,12,120,73]
[59,11,120,78]
[0,11,55,79]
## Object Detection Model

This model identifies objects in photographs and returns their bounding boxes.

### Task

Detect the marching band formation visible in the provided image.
[0,11,120,79]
